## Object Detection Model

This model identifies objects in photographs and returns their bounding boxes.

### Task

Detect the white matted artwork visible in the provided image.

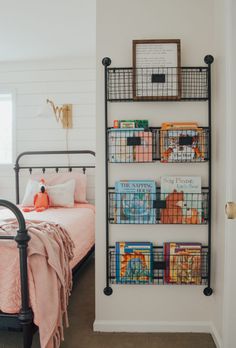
[133,39,181,100]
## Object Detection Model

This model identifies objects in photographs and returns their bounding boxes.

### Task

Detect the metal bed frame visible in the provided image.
[0,150,95,348]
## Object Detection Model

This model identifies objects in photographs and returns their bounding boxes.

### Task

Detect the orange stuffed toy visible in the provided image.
[23,179,50,212]
[160,190,184,224]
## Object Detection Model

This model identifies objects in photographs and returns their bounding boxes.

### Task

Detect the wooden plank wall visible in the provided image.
[0,57,96,203]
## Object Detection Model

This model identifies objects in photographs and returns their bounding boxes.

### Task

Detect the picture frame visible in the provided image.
[132,39,181,100]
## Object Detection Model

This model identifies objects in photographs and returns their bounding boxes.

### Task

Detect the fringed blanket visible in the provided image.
[0,220,75,348]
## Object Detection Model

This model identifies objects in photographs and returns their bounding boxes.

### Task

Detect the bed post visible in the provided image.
[14,159,20,204]
[15,211,34,348]
[16,223,34,348]
[0,200,34,348]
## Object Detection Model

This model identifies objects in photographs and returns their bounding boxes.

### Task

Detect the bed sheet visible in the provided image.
[0,203,95,269]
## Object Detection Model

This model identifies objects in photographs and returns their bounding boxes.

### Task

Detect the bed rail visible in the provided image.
[0,199,33,347]
[14,150,96,204]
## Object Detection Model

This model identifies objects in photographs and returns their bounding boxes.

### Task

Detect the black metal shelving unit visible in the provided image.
[102,55,214,297]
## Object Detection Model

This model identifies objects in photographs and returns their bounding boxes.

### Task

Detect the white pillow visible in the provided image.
[21,179,76,208]
[48,180,75,208]
[22,179,40,207]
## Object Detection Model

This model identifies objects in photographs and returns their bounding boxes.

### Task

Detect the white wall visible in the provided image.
[0,57,96,203]
[95,0,225,345]
[0,0,96,61]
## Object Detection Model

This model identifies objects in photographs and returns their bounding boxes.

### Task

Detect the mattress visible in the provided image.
[0,203,95,269]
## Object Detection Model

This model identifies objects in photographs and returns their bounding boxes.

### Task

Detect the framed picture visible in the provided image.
[133,39,181,100]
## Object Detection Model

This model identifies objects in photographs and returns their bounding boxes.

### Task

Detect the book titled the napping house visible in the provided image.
[115,180,156,224]
[115,241,153,284]
[160,176,202,224]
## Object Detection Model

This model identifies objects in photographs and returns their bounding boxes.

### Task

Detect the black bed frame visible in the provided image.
[0,150,95,348]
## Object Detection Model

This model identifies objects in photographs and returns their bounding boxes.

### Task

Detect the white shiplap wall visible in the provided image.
[0,57,96,203]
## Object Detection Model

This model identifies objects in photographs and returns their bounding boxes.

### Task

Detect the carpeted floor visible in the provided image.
[0,256,216,348]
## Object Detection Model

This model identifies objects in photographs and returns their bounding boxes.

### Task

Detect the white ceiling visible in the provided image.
[0,0,96,62]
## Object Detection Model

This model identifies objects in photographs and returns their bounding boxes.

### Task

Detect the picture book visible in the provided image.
[115,180,156,224]
[164,242,202,284]
[115,241,153,284]
[134,130,153,162]
[160,122,206,163]
[160,176,202,224]
[108,128,152,163]
[161,176,201,193]
[108,129,138,163]
[119,120,149,129]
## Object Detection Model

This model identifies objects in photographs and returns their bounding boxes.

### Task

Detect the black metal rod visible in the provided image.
[0,236,15,240]
[204,55,214,295]
[208,63,212,291]
[15,150,95,165]
[102,57,113,296]
[19,165,95,170]
[15,164,20,205]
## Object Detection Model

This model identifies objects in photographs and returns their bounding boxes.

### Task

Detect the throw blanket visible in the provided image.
[0,220,75,348]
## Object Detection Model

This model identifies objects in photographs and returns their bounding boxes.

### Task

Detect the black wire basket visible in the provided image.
[108,187,209,225]
[109,245,208,285]
[107,67,208,102]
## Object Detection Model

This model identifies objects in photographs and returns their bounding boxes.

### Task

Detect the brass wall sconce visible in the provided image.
[46,99,72,129]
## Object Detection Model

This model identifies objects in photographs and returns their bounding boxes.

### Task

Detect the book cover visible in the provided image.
[160,176,202,224]
[160,123,205,163]
[108,128,145,163]
[115,180,156,224]
[120,120,136,128]
[164,242,202,284]
[116,241,153,284]
[134,130,153,162]
[119,120,149,129]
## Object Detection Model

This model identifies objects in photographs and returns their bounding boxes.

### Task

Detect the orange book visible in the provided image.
[161,122,199,130]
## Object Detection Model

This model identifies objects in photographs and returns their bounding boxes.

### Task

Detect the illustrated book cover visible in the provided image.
[160,122,206,163]
[115,241,153,284]
[160,176,202,224]
[164,242,202,284]
[108,128,152,163]
[115,180,156,224]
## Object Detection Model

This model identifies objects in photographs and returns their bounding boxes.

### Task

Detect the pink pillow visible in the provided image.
[31,172,87,203]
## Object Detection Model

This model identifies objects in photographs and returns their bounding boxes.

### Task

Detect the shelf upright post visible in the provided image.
[102,57,113,296]
[203,54,214,296]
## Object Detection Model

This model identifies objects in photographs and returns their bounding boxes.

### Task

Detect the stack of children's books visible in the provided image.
[115,241,153,284]
[160,122,206,163]
[164,242,202,284]
[114,180,156,224]
[108,120,152,163]
[160,176,203,224]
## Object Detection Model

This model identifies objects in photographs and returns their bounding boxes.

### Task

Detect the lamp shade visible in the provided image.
[36,101,54,119]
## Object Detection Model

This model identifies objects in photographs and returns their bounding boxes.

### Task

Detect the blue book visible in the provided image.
[115,180,156,224]
[115,241,153,284]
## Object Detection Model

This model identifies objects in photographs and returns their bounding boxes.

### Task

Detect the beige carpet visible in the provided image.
[0,256,216,348]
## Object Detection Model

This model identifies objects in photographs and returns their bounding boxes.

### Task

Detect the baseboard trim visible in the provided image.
[94,319,206,333]
[210,323,223,348]
[94,320,222,347]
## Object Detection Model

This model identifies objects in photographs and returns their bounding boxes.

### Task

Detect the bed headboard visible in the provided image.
[14,150,96,204]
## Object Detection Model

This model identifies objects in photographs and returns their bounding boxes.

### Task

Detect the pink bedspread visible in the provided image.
[0,203,95,269]
[0,204,95,347]
[0,220,74,348]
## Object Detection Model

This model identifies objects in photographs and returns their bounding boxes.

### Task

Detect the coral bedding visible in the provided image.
[0,203,95,348]
[0,203,95,269]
